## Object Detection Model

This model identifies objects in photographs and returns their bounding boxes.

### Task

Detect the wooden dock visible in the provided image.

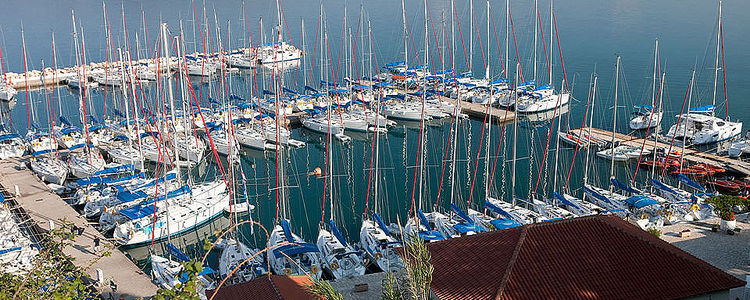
[577,127,750,177]
[0,158,158,299]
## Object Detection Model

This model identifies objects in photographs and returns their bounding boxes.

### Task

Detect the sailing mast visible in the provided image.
[608,56,621,194]
[511,63,519,207]
[711,0,721,118]
[533,0,538,82]
[679,70,696,189]
[449,0,460,205]
[470,0,473,73]
[401,0,408,73]
[417,0,429,213]
[583,75,598,191]
[549,0,554,85]
[483,0,492,202]
[650,72,665,182]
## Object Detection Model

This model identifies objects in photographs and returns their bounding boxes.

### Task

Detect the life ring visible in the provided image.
[374,252,383,260]
[310,265,319,274]
[128,229,135,238]
[691,204,700,211]
[641,213,648,220]
[330,262,339,271]
[282,268,292,275]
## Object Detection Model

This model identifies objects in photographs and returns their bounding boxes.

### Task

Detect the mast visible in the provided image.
[417,0,428,212]
[583,76,598,188]
[20,24,32,129]
[609,56,621,193]
[485,0,490,80]
[533,0,538,82]
[549,0,554,85]
[484,0,492,200]
[449,0,459,205]
[470,0,473,73]
[301,18,307,88]
[401,0,408,71]
[651,39,659,108]
[505,0,509,79]
[711,0,721,118]
[650,72,665,181]
[679,70,695,189]
[511,63,519,207]
[162,23,179,172]
[369,20,381,215]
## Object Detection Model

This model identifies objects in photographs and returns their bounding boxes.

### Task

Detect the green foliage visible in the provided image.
[706,195,750,220]
[154,260,205,300]
[647,227,662,237]
[382,271,406,300]
[305,276,344,300]
[0,219,99,300]
[402,234,433,300]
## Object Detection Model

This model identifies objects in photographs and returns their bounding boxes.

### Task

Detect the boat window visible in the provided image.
[717,121,725,126]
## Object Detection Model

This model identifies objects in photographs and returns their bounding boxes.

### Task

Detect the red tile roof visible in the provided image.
[206,274,315,300]
[414,215,745,300]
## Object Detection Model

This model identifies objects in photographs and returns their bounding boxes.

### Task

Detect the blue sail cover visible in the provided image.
[553,192,581,210]
[94,164,134,176]
[116,190,149,203]
[534,84,553,91]
[282,87,298,95]
[689,105,715,112]
[520,80,536,87]
[0,133,20,141]
[272,243,319,258]
[167,243,191,262]
[32,149,54,156]
[59,116,72,126]
[373,213,391,236]
[453,222,486,234]
[449,203,473,223]
[304,85,319,93]
[678,174,706,191]
[0,193,5,203]
[624,195,659,209]
[417,210,431,230]
[60,127,82,134]
[329,219,347,247]
[280,219,294,242]
[651,179,678,195]
[484,201,514,220]
[140,185,191,206]
[610,178,640,195]
[490,218,521,230]
[417,230,445,241]
[583,186,613,204]
[491,79,509,84]
[120,204,157,220]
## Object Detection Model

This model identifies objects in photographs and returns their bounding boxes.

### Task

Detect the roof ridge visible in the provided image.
[267,275,284,300]
[598,216,744,286]
[494,223,531,300]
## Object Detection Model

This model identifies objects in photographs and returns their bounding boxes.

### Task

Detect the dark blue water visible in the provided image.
[1,0,748,263]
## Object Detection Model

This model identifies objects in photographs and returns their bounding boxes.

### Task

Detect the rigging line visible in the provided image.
[453,5,471,70]
[426,3,444,68]
[720,24,728,119]
[489,11,506,77]
[508,9,524,81]
[563,77,594,190]
[552,11,568,90]
[307,12,322,87]
[467,105,491,207]
[537,9,549,80]
[660,78,692,178]
[632,53,662,183]
[471,4,487,72]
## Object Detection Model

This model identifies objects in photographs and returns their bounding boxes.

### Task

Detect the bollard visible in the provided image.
[14,185,19,197]
[48,220,54,230]
[96,269,104,284]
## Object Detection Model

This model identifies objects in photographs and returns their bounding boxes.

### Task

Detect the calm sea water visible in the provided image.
[1,0,748,263]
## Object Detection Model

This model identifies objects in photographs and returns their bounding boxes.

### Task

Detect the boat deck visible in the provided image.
[0,157,158,299]
[576,127,750,177]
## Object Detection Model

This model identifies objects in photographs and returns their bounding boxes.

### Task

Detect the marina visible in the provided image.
[0,0,747,298]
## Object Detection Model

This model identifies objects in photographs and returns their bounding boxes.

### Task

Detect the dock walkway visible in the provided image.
[577,127,750,176]
[0,158,157,299]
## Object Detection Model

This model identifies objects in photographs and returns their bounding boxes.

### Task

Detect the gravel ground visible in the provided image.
[659,213,750,299]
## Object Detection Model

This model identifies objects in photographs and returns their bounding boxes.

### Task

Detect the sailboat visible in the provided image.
[666,1,740,145]
[150,244,216,297]
[217,238,266,286]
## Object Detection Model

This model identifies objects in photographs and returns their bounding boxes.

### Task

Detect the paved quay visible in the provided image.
[660,213,750,298]
[0,157,157,299]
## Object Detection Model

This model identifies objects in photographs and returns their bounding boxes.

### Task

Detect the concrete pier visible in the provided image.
[574,127,750,176]
[0,157,158,299]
